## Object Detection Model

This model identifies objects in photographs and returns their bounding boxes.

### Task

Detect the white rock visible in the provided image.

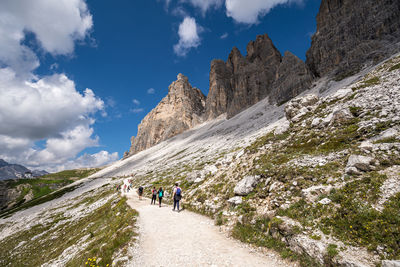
[274,118,290,135]
[377,127,399,141]
[285,94,319,122]
[236,150,244,158]
[360,141,373,151]
[318,198,331,205]
[234,175,260,196]
[329,88,353,100]
[329,108,354,126]
[194,177,204,183]
[311,118,322,127]
[382,260,400,267]
[228,196,243,206]
[346,155,375,172]
[269,181,280,192]
[204,164,218,175]
[321,113,334,127]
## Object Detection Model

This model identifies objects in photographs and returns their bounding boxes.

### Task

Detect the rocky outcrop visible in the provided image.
[306,0,400,78]
[205,35,313,120]
[272,51,313,105]
[345,155,376,175]
[285,94,319,122]
[126,74,206,156]
[234,175,260,196]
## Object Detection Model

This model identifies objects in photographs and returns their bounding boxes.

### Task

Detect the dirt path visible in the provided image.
[125,191,293,267]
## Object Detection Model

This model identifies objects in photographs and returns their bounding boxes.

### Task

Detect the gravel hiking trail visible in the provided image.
[125,191,294,267]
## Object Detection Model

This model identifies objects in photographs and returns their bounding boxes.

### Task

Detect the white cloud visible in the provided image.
[130,108,144,114]
[225,0,303,24]
[173,17,202,57]
[147,88,155,94]
[182,0,224,15]
[45,150,119,173]
[220,32,229,39]
[132,99,141,106]
[171,6,189,17]
[0,0,117,172]
[0,0,93,76]
[159,0,173,11]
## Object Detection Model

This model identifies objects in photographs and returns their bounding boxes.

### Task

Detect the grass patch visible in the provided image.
[0,190,138,267]
[232,218,321,267]
[278,172,400,258]
[0,183,81,218]
[389,63,400,71]
[41,168,101,180]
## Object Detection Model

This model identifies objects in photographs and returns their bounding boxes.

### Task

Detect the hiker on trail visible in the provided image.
[138,186,144,200]
[158,187,164,207]
[172,183,182,212]
[151,187,157,205]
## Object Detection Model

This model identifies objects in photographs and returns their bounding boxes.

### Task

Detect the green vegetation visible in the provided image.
[1,168,102,216]
[389,63,400,71]
[232,218,321,267]
[41,168,101,180]
[0,190,138,267]
[353,76,380,91]
[326,244,339,259]
[0,184,81,218]
[278,172,400,259]
[349,106,362,117]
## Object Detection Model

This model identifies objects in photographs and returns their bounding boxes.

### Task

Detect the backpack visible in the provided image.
[176,187,181,197]
[159,190,163,198]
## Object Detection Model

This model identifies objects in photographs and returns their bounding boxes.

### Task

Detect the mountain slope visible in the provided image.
[0,159,48,180]
[93,54,400,266]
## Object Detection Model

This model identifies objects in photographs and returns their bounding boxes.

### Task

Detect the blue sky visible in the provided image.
[0,0,321,171]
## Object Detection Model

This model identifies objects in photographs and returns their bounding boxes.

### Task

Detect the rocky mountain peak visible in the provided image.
[227,47,243,71]
[205,34,311,120]
[246,34,281,65]
[125,74,206,156]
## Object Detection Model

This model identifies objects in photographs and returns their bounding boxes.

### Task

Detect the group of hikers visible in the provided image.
[116,179,133,193]
[137,183,183,211]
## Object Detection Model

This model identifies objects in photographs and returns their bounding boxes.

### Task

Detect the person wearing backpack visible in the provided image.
[151,187,157,205]
[138,186,144,200]
[172,183,182,212]
[158,187,164,207]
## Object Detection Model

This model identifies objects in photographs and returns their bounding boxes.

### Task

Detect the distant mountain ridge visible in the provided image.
[0,159,48,180]
[125,0,400,157]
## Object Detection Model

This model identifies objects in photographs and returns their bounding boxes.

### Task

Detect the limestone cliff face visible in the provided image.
[205,34,312,119]
[126,74,205,156]
[272,51,313,105]
[306,0,400,78]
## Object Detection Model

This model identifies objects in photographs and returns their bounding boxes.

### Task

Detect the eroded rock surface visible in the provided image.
[306,0,400,78]
[205,35,312,120]
[126,74,206,156]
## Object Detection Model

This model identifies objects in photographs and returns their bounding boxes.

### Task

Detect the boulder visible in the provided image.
[375,127,399,141]
[382,260,400,267]
[329,108,354,126]
[360,141,373,151]
[318,198,331,205]
[285,94,319,122]
[227,196,243,206]
[346,155,375,173]
[234,175,260,196]
[274,118,290,135]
